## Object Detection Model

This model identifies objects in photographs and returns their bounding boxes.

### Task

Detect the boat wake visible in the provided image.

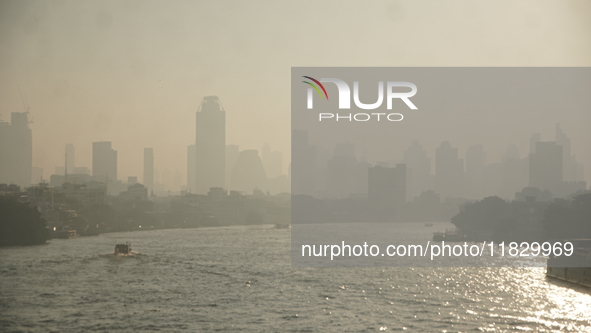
[98,251,146,258]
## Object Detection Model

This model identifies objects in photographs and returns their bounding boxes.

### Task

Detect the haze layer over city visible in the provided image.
[1,1,591,194]
[3,2,591,332]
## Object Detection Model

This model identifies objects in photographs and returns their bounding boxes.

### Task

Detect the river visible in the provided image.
[1,224,591,332]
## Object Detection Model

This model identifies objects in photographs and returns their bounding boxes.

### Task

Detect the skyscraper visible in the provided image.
[529,133,541,155]
[144,147,154,193]
[402,141,431,200]
[262,143,283,179]
[0,112,32,187]
[327,143,358,198]
[92,141,117,183]
[195,96,225,194]
[186,145,196,192]
[556,123,584,182]
[529,141,562,195]
[230,149,267,193]
[435,141,464,199]
[291,129,316,196]
[501,145,527,199]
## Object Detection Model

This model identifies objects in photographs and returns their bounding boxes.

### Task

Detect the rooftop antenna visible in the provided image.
[25,92,34,123]
[17,85,34,125]
[17,85,30,113]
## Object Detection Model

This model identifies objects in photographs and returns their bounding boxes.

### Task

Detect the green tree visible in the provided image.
[0,197,50,246]
[542,198,572,239]
[82,203,116,232]
[451,196,510,232]
[543,193,591,239]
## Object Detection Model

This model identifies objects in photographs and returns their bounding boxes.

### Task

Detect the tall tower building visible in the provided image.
[529,141,562,195]
[144,148,154,193]
[556,123,584,182]
[291,129,316,196]
[327,143,358,198]
[501,145,527,199]
[0,112,32,187]
[262,143,283,179]
[187,145,196,192]
[92,141,117,183]
[529,133,541,155]
[402,140,431,200]
[435,141,464,199]
[230,149,267,193]
[195,96,226,194]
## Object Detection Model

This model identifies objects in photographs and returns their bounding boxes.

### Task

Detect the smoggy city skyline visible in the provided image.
[3,3,591,331]
[1,1,591,185]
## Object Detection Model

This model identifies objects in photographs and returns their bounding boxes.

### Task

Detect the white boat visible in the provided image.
[114,243,132,255]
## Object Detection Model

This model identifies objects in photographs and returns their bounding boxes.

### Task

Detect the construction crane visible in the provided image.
[17,84,34,124]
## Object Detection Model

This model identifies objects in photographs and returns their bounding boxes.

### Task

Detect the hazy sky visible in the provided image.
[1,0,590,185]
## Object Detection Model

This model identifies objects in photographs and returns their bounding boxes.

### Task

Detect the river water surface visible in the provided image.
[2,224,591,332]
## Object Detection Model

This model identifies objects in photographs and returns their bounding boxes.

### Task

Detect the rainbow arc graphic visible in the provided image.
[302,76,329,100]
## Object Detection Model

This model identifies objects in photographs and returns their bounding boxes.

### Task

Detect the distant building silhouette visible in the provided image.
[55,166,66,176]
[230,149,267,193]
[119,182,148,201]
[73,166,91,175]
[0,112,32,187]
[501,144,527,199]
[144,148,154,193]
[529,141,562,195]
[186,145,195,192]
[327,143,358,198]
[172,170,182,192]
[262,143,283,179]
[161,168,172,191]
[291,129,316,196]
[49,173,92,187]
[556,123,584,182]
[529,133,541,155]
[195,96,225,194]
[403,141,431,201]
[53,144,78,182]
[368,164,406,221]
[435,141,464,199]
[92,141,117,183]
[31,166,43,184]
